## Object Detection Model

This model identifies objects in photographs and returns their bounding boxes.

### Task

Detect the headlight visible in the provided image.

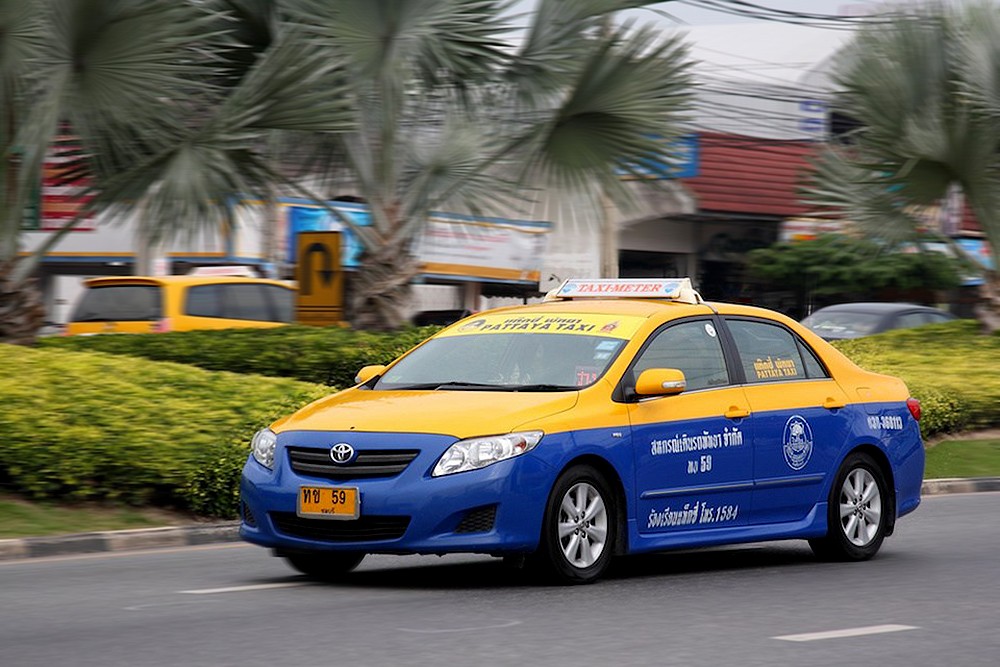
[251,428,277,469]
[432,431,543,477]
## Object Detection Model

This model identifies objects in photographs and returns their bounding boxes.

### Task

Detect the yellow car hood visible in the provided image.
[272,388,579,439]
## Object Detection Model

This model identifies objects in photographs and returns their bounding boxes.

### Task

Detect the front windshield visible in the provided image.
[375,331,629,391]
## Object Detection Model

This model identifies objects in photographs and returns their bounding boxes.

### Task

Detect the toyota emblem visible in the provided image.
[330,443,355,464]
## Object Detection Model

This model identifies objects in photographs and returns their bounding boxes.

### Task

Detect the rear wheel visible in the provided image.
[532,464,617,585]
[283,551,365,580]
[809,453,888,561]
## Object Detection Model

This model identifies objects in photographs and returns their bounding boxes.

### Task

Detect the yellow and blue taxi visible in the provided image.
[239,279,924,584]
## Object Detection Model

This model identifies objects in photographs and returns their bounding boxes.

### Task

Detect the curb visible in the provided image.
[0,521,240,562]
[920,476,1000,495]
[3,478,1000,562]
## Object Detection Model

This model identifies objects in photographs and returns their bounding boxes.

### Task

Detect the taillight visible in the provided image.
[906,398,921,422]
[153,318,172,333]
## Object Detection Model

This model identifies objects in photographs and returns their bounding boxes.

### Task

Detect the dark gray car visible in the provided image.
[801,302,956,340]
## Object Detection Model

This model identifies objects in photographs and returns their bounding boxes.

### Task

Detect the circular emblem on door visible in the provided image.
[330,443,356,465]
[782,415,813,471]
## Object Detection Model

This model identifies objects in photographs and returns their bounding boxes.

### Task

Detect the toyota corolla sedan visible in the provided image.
[239,279,924,584]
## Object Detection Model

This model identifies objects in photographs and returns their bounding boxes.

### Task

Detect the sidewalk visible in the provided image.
[2,478,998,562]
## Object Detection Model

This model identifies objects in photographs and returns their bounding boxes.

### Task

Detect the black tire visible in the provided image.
[283,551,365,580]
[809,452,889,561]
[531,464,618,585]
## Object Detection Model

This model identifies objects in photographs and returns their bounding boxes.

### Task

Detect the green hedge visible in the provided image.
[38,324,441,388]
[832,320,1000,437]
[0,344,329,517]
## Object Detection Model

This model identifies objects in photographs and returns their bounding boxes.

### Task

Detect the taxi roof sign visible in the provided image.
[546,278,703,304]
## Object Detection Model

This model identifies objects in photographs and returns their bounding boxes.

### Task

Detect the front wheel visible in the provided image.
[532,464,617,585]
[283,551,365,580]
[809,453,889,561]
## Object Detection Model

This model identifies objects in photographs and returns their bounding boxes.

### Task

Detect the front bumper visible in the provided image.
[239,430,555,555]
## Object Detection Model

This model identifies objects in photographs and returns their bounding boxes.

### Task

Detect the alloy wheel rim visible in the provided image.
[557,482,608,568]
[839,468,882,547]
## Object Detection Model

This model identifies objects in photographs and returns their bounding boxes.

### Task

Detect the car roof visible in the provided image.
[83,275,292,289]
[810,302,931,314]
[472,297,792,325]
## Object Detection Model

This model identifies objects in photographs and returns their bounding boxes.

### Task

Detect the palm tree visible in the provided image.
[274,0,693,328]
[804,2,1000,330]
[2,0,693,340]
[1,0,357,343]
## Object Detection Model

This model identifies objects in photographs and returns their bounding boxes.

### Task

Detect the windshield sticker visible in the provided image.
[440,313,646,338]
[704,323,717,337]
[753,355,799,380]
[595,340,619,351]
[783,415,813,470]
[593,351,612,361]
[575,366,601,386]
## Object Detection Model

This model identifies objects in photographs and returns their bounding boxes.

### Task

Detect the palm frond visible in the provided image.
[955,1,1000,118]
[399,114,523,234]
[802,148,928,245]
[514,22,692,203]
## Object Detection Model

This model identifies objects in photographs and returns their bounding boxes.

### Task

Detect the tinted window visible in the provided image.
[220,284,273,321]
[260,285,294,323]
[184,285,223,318]
[631,320,729,391]
[797,339,828,378]
[71,285,162,322]
[727,319,815,383]
[801,311,883,338]
[898,310,951,329]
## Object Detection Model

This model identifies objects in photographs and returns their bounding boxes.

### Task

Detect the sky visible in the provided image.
[509,1,884,26]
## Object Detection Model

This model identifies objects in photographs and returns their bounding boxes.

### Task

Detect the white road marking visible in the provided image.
[774,624,919,642]
[398,620,523,634]
[179,582,308,595]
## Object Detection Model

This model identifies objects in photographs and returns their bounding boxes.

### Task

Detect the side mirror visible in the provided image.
[635,368,687,397]
[355,364,386,385]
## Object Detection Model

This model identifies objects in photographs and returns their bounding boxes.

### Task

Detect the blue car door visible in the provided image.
[723,318,853,526]
[625,319,753,533]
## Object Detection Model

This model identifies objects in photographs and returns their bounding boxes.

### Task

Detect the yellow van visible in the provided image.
[65,275,296,335]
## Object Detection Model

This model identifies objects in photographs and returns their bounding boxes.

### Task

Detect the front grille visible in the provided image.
[270,512,410,542]
[241,500,258,528]
[287,447,420,480]
[454,505,497,534]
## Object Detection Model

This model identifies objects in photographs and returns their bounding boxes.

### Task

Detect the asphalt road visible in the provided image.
[2,492,998,667]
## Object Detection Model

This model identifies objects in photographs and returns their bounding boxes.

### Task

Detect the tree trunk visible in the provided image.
[349,240,421,331]
[975,270,1000,334]
[0,260,45,345]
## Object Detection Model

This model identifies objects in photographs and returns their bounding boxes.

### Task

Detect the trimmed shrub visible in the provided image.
[38,325,441,388]
[832,320,1000,437]
[0,344,329,517]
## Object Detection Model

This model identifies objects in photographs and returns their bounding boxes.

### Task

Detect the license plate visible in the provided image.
[297,486,360,520]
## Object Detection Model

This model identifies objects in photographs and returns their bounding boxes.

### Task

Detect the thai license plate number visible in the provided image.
[297,486,359,520]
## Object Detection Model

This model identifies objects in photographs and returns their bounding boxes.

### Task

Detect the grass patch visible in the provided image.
[0,493,194,539]
[925,438,1000,479]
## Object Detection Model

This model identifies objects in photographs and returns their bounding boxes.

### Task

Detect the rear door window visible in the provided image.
[726,319,828,383]
[71,285,163,322]
[260,285,294,323]
[220,284,275,321]
[184,285,223,318]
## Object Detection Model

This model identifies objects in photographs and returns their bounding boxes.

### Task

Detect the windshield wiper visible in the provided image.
[388,382,508,391]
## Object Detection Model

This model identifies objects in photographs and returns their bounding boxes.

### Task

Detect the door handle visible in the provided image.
[725,406,751,419]
[823,397,847,410]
